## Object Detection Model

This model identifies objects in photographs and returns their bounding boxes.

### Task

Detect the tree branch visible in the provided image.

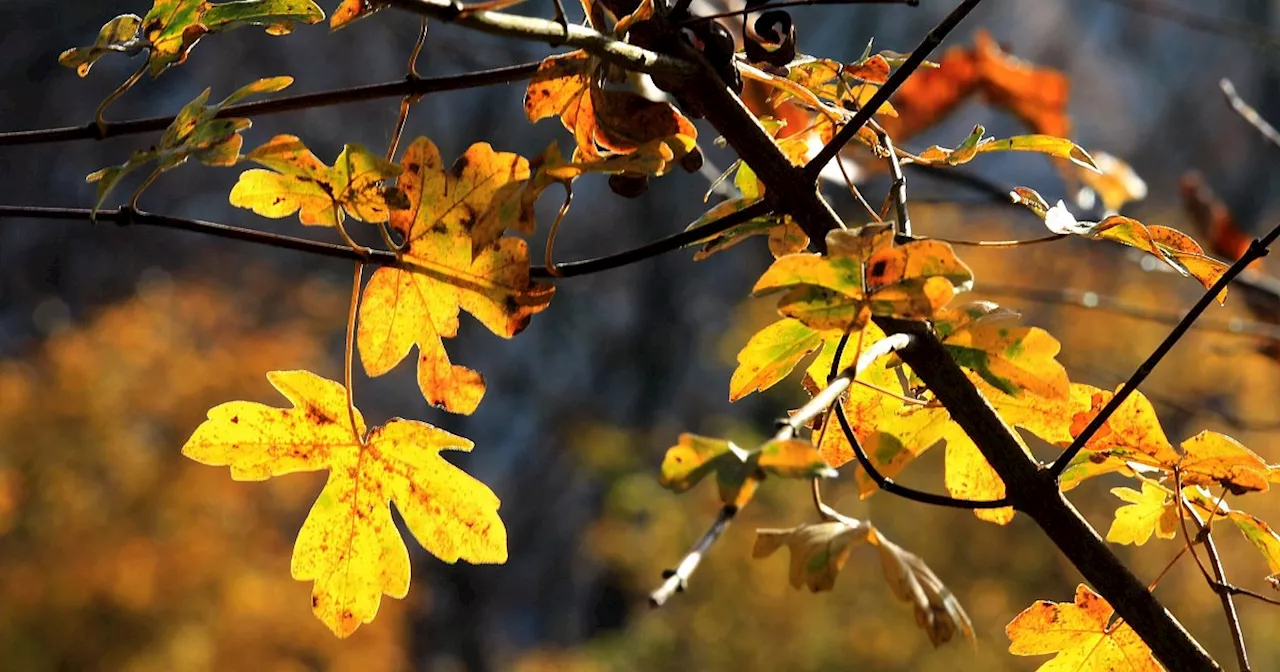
[0,63,540,147]
[384,0,699,77]
[803,0,984,179]
[875,317,1218,671]
[0,200,774,280]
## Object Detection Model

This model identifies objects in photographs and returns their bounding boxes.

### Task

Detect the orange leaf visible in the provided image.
[357,137,553,414]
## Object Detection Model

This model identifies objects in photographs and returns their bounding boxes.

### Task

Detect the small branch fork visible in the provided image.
[649,333,914,607]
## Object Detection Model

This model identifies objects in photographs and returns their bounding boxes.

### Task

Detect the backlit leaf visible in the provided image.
[659,434,756,508]
[870,528,975,647]
[754,227,973,334]
[912,125,1097,172]
[182,370,506,637]
[729,318,823,401]
[524,50,697,175]
[230,134,405,227]
[931,302,1069,398]
[63,1,324,78]
[1179,430,1273,494]
[1106,481,1178,546]
[1040,202,1229,303]
[1077,151,1147,213]
[1007,584,1160,671]
[357,137,553,414]
[330,0,384,28]
[87,77,293,213]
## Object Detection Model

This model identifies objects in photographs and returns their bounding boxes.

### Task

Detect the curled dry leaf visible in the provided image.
[182,370,506,637]
[687,162,808,261]
[87,76,293,212]
[524,50,697,175]
[752,520,974,647]
[357,137,553,415]
[229,134,406,227]
[1007,584,1161,671]
[870,528,975,647]
[1038,200,1229,303]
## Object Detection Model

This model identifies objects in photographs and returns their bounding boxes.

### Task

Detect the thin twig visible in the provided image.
[1221,79,1280,151]
[1188,502,1251,671]
[876,125,911,238]
[680,0,917,24]
[1102,0,1280,53]
[981,283,1280,341]
[0,63,541,147]
[649,505,737,607]
[345,263,367,446]
[1049,85,1280,478]
[0,199,775,280]
[384,0,698,77]
[804,0,985,180]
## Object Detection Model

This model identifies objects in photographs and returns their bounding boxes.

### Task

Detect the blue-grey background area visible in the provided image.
[1,0,1279,669]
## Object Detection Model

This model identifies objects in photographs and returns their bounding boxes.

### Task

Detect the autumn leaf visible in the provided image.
[687,162,808,261]
[1180,487,1280,576]
[910,124,1098,172]
[330,0,384,29]
[881,30,1070,144]
[87,77,293,213]
[357,137,553,414]
[729,318,823,402]
[1007,584,1160,671]
[230,134,406,227]
[753,520,973,646]
[754,227,973,334]
[753,520,873,592]
[929,301,1070,399]
[870,528,975,647]
[1106,480,1178,546]
[1180,172,1258,267]
[61,0,325,78]
[659,434,835,508]
[1059,387,1180,490]
[523,50,697,174]
[182,370,506,637]
[1041,201,1229,302]
[1178,430,1273,494]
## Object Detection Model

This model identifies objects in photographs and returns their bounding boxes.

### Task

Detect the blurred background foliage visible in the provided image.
[1,0,1280,670]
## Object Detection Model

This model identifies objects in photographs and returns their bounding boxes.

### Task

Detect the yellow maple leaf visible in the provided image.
[729,318,824,402]
[357,137,554,414]
[182,370,506,637]
[1106,480,1179,546]
[931,301,1070,399]
[1179,430,1273,494]
[1007,584,1161,671]
[230,134,405,227]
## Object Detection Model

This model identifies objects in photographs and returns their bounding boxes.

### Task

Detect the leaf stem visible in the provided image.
[346,262,367,445]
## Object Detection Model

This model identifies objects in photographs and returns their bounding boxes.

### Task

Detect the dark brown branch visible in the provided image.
[0,63,540,147]
[803,0,984,180]
[1049,221,1280,479]
[1189,507,1250,671]
[0,200,774,280]
[876,317,1217,670]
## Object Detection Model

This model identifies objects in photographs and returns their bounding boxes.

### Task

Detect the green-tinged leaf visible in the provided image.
[931,302,1069,398]
[64,1,324,78]
[658,433,756,507]
[230,134,404,227]
[58,14,144,77]
[729,319,823,401]
[976,134,1099,172]
[755,438,838,480]
[85,77,292,213]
